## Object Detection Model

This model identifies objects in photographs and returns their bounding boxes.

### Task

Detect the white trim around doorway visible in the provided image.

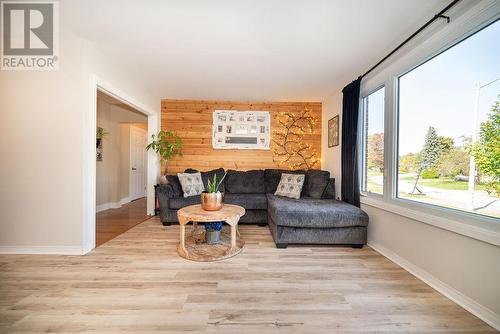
[82,75,159,254]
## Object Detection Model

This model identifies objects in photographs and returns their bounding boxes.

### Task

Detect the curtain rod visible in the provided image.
[361,0,461,79]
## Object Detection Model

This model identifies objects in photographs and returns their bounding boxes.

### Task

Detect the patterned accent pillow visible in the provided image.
[274,173,305,199]
[177,172,205,197]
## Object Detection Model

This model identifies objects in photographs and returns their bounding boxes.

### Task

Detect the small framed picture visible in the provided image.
[235,124,248,135]
[328,115,339,147]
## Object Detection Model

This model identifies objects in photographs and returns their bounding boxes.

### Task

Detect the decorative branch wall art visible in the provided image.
[272,108,320,170]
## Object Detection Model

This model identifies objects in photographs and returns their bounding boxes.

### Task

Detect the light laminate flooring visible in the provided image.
[0,217,496,333]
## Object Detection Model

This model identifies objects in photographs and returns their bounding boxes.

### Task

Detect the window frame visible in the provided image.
[358,4,500,246]
[359,85,385,198]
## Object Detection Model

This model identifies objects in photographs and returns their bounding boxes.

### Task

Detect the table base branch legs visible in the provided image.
[177,217,190,258]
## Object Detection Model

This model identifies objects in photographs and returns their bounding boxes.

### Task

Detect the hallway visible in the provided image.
[95,197,150,247]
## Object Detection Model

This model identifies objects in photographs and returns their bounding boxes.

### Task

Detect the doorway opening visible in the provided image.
[95,90,150,247]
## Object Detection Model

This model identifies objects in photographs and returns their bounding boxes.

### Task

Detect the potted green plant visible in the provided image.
[145,130,183,184]
[96,127,109,141]
[201,173,226,211]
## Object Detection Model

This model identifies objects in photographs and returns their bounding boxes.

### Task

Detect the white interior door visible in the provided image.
[129,126,147,201]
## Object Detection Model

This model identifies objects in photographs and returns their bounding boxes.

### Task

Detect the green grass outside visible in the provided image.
[365,170,491,193]
[399,174,488,191]
[366,170,383,194]
[364,170,492,195]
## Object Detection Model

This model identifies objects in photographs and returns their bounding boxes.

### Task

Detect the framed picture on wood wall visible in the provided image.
[328,115,339,147]
[212,110,270,149]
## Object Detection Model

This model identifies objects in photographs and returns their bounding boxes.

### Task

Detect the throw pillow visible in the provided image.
[264,169,305,193]
[303,169,330,198]
[177,172,205,197]
[274,173,305,199]
[184,168,226,193]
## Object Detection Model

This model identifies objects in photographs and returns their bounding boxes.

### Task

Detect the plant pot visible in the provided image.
[205,229,221,244]
[158,175,168,185]
[201,191,224,211]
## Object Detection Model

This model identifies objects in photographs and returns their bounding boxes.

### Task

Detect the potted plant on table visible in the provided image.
[145,130,183,184]
[202,173,227,244]
[201,173,226,211]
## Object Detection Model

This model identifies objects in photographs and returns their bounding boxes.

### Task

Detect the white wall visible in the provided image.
[320,1,500,328]
[0,29,87,252]
[0,21,158,253]
[321,90,342,199]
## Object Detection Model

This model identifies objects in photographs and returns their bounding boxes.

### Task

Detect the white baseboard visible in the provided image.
[0,246,86,255]
[120,196,131,206]
[96,197,131,213]
[368,241,500,331]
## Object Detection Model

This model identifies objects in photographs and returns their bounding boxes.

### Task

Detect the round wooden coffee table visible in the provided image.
[176,204,245,261]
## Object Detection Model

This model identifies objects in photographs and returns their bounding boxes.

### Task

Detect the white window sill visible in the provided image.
[360,196,500,247]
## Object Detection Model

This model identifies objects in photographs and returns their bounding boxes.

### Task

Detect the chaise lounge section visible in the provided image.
[267,194,369,248]
[157,168,369,248]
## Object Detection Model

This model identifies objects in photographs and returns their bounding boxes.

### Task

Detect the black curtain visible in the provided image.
[341,77,362,207]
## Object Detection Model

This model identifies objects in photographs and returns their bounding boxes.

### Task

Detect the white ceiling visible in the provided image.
[63,0,449,102]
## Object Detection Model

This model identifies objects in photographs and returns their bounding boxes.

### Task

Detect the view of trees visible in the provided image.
[411,126,441,194]
[392,97,499,198]
[367,133,384,172]
[364,96,499,208]
[469,97,500,195]
[438,136,470,178]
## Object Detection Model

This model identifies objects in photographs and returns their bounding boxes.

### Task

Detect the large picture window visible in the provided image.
[361,87,385,195]
[397,20,500,219]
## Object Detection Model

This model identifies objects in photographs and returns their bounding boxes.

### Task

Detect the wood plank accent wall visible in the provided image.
[161,99,322,174]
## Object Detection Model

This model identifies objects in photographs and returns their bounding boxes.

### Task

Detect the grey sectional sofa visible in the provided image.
[157,168,369,248]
